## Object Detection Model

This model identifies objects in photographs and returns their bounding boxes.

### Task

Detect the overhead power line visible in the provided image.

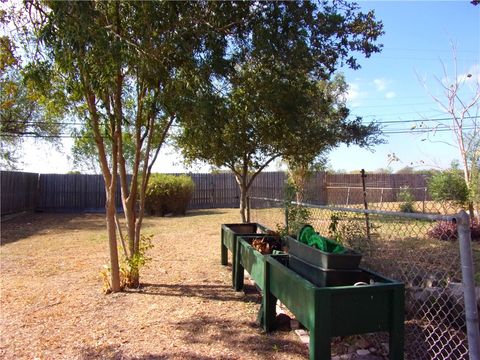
[383,126,477,135]
[12,115,480,129]
[375,115,479,124]
[2,124,478,139]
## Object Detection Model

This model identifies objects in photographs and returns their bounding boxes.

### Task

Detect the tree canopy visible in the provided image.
[175,1,384,221]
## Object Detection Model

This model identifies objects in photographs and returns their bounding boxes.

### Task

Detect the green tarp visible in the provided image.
[298,225,345,254]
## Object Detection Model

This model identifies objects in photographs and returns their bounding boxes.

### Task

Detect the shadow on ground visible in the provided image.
[0,213,106,245]
[0,212,159,245]
[78,314,308,359]
[80,344,224,360]
[127,283,251,303]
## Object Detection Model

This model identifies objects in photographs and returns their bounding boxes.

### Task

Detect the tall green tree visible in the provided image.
[25,1,249,291]
[175,1,384,222]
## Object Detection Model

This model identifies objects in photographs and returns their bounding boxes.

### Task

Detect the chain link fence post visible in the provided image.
[360,169,371,241]
[457,210,480,360]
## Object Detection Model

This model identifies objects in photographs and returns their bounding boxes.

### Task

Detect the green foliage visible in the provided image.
[398,186,415,213]
[428,169,469,204]
[122,234,154,288]
[328,212,364,243]
[395,166,414,174]
[101,233,154,292]
[174,1,383,222]
[0,22,63,168]
[145,174,194,216]
[276,181,311,236]
[328,212,370,253]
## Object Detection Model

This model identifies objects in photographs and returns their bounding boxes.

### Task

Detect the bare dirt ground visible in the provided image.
[0,209,309,360]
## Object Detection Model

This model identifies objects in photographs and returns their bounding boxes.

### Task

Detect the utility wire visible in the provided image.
[2,126,478,138]
[375,115,479,124]
[12,115,480,129]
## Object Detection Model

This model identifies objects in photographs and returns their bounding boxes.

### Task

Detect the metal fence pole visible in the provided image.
[246,196,251,223]
[285,204,289,234]
[361,169,371,241]
[457,210,480,360]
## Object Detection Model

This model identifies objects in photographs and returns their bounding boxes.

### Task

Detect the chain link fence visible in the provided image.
[249,196,479,360]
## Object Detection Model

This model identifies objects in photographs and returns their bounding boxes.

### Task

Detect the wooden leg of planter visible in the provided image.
[310,293,331,360]
[389,286,405,360]
[234,243,244,291]
[221,232,228,266]
[231,238,237,288]
[263,260,277,332]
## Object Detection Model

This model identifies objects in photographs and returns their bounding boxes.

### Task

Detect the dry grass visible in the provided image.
[0,210,309,360]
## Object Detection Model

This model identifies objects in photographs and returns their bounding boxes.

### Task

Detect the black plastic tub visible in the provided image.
[285,235,362,270]
[288,254,369,287]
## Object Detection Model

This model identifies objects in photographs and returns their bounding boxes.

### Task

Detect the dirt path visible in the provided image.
[0,210,308,360]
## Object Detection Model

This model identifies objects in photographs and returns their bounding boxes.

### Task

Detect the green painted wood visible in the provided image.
[236,237,267,290]
[266,256,317,329]
[311,292,332,360]
[263,255,405,360]
[221,229,228,265]
[263,258,277,332]
[220,223,270,288]
[329,288,391,336]
[389,286,405,360]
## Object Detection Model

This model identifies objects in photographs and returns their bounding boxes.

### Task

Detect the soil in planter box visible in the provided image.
[249,231,282,255]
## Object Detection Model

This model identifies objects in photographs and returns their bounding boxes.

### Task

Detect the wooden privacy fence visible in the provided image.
[36,173,126,212]
[1,170,431,215]
[324,173,431,205]
[0,171,39,215]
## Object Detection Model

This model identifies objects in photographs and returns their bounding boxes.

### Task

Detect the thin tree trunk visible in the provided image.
[106,193,121,292]
[240,182,248,223]
[234,173,248,223]
[82,78,121,293]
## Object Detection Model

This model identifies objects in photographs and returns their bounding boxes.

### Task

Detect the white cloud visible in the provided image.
[345,83,368,106]
[346,83,360,101]
[373,78,389,92]
[385,91,396,99]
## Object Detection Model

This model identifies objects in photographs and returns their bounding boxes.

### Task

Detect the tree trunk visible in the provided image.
[239,182,248,223]
[461,164,476,221]
[124,201,140,288]
[106,192,121,292]
[234,173,249,223]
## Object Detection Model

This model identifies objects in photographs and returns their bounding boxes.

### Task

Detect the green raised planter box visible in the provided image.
[263,255,404,360]
[220,223,269,287]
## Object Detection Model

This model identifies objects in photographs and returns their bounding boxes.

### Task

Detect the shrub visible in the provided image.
[398,186,415,213]
[145,174,195,216]
[428,170,469,205]
[427,219,480,241]
[328,212,370,252]
[276,180,311,235]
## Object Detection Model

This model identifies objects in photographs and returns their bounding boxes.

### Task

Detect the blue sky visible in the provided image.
[329,0,480,172]
[17,1,480,174]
